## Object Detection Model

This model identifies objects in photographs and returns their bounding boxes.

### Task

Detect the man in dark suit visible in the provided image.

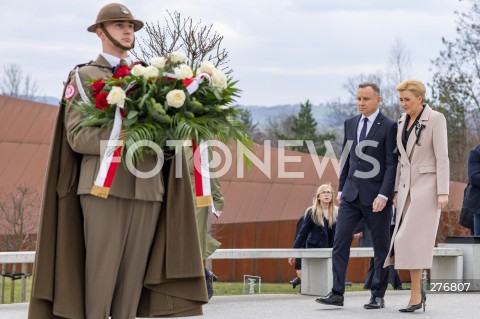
[462,144,480,235]
[316,82,397,309]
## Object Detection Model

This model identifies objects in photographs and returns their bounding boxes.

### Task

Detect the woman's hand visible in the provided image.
[393,193,397,208]
[288,258,295,266]
[438,194,449,209]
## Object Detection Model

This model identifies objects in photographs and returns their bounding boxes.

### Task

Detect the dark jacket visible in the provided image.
[464,145,480,211]
[293,208,336,249]
[339,113,397,206]
[460,145,480,229]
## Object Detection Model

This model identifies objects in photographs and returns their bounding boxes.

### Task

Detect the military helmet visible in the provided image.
[87,3,144,32]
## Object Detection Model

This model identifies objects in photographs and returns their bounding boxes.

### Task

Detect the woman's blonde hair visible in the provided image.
[396,79,426,102]
[309,183,338,228]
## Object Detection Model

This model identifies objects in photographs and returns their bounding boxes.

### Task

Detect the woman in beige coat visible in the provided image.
[384,79,449,313]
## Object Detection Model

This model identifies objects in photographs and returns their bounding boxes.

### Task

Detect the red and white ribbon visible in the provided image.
[91,106,123,198]
[163,72,211,95]
[192,140,213,207]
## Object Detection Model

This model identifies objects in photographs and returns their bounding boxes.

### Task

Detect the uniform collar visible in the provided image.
[100,52,132,67]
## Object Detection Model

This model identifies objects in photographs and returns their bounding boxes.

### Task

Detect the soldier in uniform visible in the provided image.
[28,3,208,318]
[185,146,224,299]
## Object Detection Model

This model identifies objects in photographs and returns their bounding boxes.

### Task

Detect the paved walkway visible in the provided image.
[1,291,478,318]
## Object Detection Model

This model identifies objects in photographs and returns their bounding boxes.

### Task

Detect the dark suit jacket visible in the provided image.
[464,145,480,210]
[293,208,336,248]
[339,112,397,206]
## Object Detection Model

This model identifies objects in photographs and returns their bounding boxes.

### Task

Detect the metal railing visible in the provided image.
[0,251,35,304]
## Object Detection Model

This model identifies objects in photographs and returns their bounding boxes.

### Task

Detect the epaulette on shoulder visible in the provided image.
[66,61,93,78]
[70,60,114,73]
[76,61,94,69]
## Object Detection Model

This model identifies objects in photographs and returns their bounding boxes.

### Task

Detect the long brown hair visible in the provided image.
[310,183,338,228]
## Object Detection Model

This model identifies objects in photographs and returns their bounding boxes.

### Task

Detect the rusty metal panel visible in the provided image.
[232,223,256,281]
[256,183,293,222]
[254,222,279,282]
[279,184,317,221]
[211,224,234,281]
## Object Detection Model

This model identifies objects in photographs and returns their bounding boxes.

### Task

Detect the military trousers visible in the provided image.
[80,195,161,319]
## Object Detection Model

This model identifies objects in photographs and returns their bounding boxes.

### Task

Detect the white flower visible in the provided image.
[211,69,227,88]
[219,105,230,110]
[199,60,216,75]
[174,64,194,79]
[143,66,159,80]
[170,51,187,64]
[131,65,147,77]
[107,87,126,108]
[150,56,166,69]
[166,89,186,108]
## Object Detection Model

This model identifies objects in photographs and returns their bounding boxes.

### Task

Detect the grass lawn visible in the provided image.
[213,282,382,296]
[0,276,32,304]
[0,277,410,303]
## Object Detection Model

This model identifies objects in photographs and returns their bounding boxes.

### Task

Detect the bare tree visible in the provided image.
[0,64,40,101]
[342,72,385,101]
[342,37,412,120]
[133,11,231,73]
[387,36,412,86]
[261,113,295,147]
[383,36,412,120]
[0,186,40,252]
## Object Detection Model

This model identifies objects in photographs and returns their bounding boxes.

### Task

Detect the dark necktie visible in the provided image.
[359,117,369,142]
[113,59,128,74]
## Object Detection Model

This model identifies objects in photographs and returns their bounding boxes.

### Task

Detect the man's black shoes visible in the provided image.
[364,296,385,309]
[315,292,344,306]
[205,268,217,299]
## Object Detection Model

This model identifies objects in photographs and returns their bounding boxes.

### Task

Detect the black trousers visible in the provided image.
[364,225,402,289]
[331,197,390,297]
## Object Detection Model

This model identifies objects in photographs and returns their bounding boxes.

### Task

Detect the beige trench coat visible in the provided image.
[384,104,449,269]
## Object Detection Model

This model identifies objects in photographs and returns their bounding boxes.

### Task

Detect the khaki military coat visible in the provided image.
[28,57,208,318]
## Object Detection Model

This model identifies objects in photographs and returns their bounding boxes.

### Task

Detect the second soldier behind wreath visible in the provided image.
[316,82,397,309]
[185,146,224,299]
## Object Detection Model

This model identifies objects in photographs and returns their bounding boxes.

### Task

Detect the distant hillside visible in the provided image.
[34,98,349,132]
[33,96,60,106]
[240,103,336,129]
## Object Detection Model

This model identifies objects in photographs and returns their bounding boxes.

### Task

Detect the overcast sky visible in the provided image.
[0,0,469,106]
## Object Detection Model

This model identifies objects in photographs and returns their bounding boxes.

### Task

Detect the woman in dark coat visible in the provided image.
[288,183,338,288]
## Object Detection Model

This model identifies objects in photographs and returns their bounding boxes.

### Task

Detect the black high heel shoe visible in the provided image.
[289,277,301,289]
[399,291,426,312]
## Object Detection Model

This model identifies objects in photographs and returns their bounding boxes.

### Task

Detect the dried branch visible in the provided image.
[133,11,231,74]
[0,186,39,251]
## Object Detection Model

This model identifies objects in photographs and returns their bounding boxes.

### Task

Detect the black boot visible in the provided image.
[289,277,301,289]
[205,268,217,299]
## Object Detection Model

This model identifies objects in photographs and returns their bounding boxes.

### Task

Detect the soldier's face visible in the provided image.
[102,21,135,48]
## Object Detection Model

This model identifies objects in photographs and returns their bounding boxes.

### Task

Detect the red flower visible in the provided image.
[112,65,131,78]
[95,92,109,109]
[89,80,105,97]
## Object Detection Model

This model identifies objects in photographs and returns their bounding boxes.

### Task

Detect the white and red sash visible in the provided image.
[91,106,123,198]
[192,140,213,207]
